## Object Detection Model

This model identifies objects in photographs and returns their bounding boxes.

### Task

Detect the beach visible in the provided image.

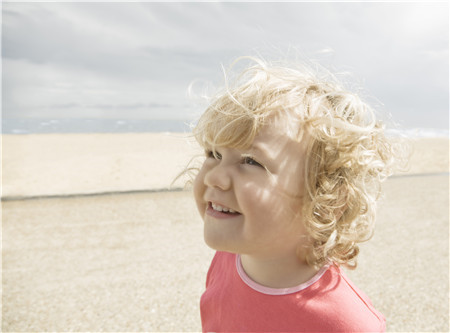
[1,133,203,199]
[2,133,449,332]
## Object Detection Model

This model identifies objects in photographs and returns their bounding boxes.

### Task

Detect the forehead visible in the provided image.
[250,119,309,161]
[197,102,305,147]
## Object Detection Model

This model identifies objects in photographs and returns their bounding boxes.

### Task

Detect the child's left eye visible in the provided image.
[242,156,263,168]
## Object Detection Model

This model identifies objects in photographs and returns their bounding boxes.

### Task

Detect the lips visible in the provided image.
[206,202,241,219]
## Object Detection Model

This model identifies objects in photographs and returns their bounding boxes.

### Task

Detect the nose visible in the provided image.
[203,161,232,191]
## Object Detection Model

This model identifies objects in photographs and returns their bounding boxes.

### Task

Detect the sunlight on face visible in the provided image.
[193,118,311,261]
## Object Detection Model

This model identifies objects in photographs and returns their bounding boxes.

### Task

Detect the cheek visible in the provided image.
[239,183,282,218]
[241,183,303,225]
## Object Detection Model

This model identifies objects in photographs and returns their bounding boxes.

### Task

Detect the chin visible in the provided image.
[203,232,222,251]
[204,229,232,253]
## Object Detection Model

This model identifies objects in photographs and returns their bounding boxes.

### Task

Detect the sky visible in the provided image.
[2,1,449,131]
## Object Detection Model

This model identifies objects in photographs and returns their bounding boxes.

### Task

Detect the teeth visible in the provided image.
[211,203,236,213]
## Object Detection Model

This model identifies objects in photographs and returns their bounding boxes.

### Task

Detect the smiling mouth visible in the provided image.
[207,202,241,217]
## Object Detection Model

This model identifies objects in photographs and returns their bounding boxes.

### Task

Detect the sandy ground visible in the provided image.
[2,191,212,332]
[2,134,449,198]
[2,134,449,332]
[2,133,202,198]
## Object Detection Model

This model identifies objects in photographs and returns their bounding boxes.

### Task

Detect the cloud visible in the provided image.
[2,2,448,128]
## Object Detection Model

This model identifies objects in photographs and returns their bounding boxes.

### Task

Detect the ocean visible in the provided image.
[1,118,448,138]
[2,118,194,134]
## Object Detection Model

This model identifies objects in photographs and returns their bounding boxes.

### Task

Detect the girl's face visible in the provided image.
[193,119,311,261]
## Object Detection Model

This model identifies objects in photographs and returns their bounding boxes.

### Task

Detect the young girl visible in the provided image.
[191,57,397,332]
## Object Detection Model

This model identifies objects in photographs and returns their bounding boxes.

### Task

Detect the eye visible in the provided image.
[205,150,222,160]
[242,156,263,168]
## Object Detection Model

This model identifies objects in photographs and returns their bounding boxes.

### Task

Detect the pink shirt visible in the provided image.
[201,251,386,332]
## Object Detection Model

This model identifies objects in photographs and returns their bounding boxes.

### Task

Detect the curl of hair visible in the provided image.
[192,56,407,269]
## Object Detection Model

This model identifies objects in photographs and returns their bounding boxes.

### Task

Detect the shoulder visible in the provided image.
[305,264,386,332]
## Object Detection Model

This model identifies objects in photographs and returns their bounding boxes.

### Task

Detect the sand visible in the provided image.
[2,191,212,332]
[1,133,203,199]
[2,133,449,332]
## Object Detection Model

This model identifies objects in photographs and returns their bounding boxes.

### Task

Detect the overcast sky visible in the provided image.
[2,1,449,129]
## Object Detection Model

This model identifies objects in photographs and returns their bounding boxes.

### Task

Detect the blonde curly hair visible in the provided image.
[192,56,403,269]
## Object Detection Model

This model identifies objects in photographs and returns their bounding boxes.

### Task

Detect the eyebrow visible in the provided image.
[249,143,271,157]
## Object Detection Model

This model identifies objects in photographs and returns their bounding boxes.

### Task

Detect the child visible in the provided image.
[191,56,397,332]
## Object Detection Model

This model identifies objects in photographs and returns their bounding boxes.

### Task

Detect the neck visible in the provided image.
[240,253,319,289]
